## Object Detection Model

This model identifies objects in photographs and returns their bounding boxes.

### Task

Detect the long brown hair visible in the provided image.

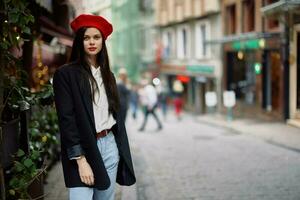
[69,27,119,114]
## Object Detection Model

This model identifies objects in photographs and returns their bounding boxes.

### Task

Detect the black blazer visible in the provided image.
[53,63,136,190]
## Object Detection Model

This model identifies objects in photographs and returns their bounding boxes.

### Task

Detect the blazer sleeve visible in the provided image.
[53,69,85,160]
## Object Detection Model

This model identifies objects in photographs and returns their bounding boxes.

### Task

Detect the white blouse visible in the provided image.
[90,65,116,133]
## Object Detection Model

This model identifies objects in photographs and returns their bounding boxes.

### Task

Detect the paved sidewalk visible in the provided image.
[197,113,300,152]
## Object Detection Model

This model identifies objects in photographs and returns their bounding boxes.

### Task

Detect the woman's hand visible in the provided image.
[76,156,94,186]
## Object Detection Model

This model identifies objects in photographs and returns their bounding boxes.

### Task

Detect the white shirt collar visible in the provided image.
[91,65,101,77]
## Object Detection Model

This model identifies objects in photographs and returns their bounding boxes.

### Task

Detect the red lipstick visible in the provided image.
[88,47,97,51]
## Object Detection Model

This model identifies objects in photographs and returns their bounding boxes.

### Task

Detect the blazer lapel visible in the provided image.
[78,75,96,132]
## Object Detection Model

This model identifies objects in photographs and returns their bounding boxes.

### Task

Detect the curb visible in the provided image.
[197,114,300,153]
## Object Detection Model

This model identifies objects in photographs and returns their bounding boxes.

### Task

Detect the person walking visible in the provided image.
[138,80,163,131]
[53,14,136,200]
[117,68,130,122]
[173,95,183,120]
[157,84,169,120]
[130,84,139,119]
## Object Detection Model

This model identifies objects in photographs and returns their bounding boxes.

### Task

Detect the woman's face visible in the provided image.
[83,27,103,58]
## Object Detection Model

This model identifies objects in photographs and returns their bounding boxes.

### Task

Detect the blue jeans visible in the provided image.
[69,132,119,200]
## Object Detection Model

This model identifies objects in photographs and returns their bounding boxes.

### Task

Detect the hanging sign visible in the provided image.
[176,75,190,83]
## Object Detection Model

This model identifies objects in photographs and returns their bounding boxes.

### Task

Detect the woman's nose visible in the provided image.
[89,39,95,45]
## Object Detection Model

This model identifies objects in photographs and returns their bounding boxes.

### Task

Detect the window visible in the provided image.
[195,21,211,59]
[183,29,187,56]
[162,30,175,59]
[177,26,190,59]
[200,25,206,56]
[225,4,236,35]
[242,0,255,32]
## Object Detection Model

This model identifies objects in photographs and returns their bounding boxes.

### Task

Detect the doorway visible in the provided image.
[270,51,282,112]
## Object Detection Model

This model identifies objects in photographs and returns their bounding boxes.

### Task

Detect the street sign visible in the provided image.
[223,91,236,108]
[205,92,217,107]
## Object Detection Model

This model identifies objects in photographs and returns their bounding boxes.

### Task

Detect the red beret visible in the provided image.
[70,14,113,40]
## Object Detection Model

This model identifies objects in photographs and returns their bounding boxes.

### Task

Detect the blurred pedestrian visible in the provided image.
[53,14,135,200]
[138,80,163,131]
[157,82,169,120]
[173,95,183,120]
[117,68,130,122]
[172,80,184,120]
[130,84,139,119]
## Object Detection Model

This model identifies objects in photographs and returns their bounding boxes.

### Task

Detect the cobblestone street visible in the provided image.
[127,111,300,200]
[44,110,300,200]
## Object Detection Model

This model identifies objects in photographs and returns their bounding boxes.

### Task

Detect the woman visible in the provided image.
[53,14,136,200]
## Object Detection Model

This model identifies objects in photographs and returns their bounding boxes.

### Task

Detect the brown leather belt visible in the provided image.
[96,129,111,139]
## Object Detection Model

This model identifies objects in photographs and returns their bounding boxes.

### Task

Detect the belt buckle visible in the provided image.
[104,129,108,136]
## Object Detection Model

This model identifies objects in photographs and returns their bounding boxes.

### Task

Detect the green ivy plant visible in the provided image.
[29,106,59,165]
[1,0,34,50]
[0,0,35,122]
[6,104,59,200]
[6,149,46,200]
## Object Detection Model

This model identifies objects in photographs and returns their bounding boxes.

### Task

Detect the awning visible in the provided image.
[39,16,73,47]
[39,16,72,38]
[205,32,281,45]
[261,0,300,16]
[40,26,73,47]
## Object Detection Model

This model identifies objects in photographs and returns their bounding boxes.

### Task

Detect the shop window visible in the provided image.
[242,0,255,32]
[225,4,236,35]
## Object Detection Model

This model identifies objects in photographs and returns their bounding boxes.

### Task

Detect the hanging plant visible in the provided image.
[0,0,35,122]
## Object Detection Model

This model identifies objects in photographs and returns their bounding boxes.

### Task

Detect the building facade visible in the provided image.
[261,0,300,126]
[111,0,141,82]
[221,0,286,120]
[139,0,157,77]
[155,0,222,113]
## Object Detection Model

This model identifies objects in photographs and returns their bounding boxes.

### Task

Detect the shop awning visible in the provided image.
[39,16,72,38]
[39,16,73,47]
[261,0,300,16]
[205,32,281,45]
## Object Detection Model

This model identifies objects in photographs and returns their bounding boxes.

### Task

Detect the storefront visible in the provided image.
[160,64,218,114]
[223,35,284,119]
[261,0,300,124]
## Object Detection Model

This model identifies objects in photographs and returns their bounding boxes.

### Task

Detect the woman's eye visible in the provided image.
[94,36,101,40]
[84,36,89,41]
